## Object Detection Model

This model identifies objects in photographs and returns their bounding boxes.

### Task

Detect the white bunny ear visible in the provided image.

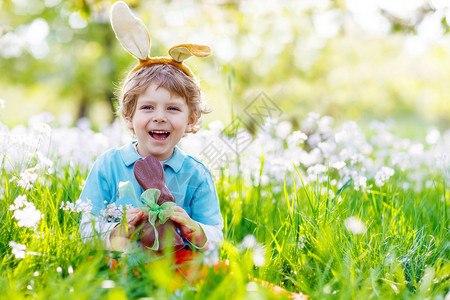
[110,1,150,61]
[169,44,211,62]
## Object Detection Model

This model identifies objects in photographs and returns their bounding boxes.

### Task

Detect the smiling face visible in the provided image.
[125,83,196,161]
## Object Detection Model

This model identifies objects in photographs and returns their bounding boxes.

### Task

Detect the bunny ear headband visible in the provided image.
[110,1,211,78]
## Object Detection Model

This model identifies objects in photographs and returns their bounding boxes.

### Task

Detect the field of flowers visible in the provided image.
[1,110,449,299]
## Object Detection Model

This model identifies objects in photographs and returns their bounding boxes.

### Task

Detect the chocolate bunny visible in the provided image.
[133,155,184,253]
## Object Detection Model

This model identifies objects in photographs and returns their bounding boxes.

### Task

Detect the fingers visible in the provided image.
[170,212,197,232]
[170,211,188,224]
[125,208,148,224]
[173,206,184,212]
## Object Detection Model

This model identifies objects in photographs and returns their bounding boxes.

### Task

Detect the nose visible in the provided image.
[152,108,167,123]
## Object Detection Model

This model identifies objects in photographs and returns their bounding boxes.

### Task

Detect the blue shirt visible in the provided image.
[79,142,223,226]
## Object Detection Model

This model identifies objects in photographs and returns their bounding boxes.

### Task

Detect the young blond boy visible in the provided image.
[79,63,223,252]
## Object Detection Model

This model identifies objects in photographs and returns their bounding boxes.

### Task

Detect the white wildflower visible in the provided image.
[302,112,320,132]
[435,152,448,170]
[10,195,42,228]
[252,246,266,267]
[0,99,5,109]
[75,198,93,213]
[275,121,292,139]
[9,241,26,259]
[208,120,225,133]
[76,117,91,130]
[13,204,42,228]
[344,216,367,235]
[9,195,28,210]
[391,152,410,172]
[60,201,75,211]
[353,175,367,191]
[32,122,51,136]
[350,153,365,166]
[318,140,336,158]
[321,188,335,199]
[297,235,306,248]
[56,266,62,273]
[101,280,115,289]
[425,128,440,145]
[246,282,259,292]
[17,166,39,190]
[100,202,128,221]
[287,130,308,149]
[203,243,220,266]
[240,234,257,249]
[307,133,321,148]
[408,143,424,156]
[307,164,327,182]
[375,167,395,186]
[331,161,346,170]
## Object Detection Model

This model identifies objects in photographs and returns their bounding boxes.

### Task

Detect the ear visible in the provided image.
[123,114,134,130]
[185,114,199,133]
[169,44,211,62]
[110,1,150,61]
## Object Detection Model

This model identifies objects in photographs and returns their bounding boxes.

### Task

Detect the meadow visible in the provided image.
[0,111,448,299]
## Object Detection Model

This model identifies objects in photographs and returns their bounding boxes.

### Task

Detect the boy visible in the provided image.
[79,1,222,253]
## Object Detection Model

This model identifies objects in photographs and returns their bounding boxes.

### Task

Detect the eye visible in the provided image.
[141,105,153,110]
[168,106,181,111]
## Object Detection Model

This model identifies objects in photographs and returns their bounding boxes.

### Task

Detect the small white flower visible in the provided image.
[425,128,440,145]
[75,198,92,213]
[56,266,62,273]
[9,241,26,259]
[246,282,258,292]
[13,205,42,228]
[208,120,224,133]
[287,130,308,149]
[0,99,5,109]
[17,167,39,190]
[275,121,292,139]
[240,234,257,249]
[68,266,74,274]
[353,175,367,191]
[101,280,115,289]
[9,195,27,210]
[344,216,367,235]
[331,161,346,170]
[32,122,51,136]
[375,167,395,186]
[252,246,266,267]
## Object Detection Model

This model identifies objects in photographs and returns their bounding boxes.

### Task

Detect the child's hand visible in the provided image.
[170,206,206,248]
[109,208,148,250]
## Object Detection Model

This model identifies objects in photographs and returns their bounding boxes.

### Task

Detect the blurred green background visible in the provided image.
[0,0,449,137]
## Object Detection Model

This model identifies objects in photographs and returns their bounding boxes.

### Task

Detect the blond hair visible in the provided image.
[118,64,210,133]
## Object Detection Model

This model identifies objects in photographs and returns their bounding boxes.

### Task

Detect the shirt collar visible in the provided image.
[120,142,185,173]
[120,141,142,166]
[162,146,185,173]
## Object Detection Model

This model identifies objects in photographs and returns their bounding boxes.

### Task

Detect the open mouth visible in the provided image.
[149,130,170,141]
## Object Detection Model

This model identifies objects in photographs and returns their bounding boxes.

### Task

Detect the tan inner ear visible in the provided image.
[169,47,193,62]
[169,44,211,62]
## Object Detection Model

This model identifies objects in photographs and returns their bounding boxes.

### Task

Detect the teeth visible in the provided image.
[150,130,169,134]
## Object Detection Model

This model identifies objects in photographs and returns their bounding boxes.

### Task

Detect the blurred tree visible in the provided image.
[0,0,129,124]
[0,0,449,131]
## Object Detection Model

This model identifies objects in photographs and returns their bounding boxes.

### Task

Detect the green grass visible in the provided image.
[0,157,448,299]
